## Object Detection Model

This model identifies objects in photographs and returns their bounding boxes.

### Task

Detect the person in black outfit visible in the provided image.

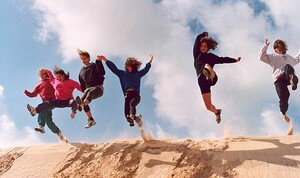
[77,49,105,129]
[193,32,241,124]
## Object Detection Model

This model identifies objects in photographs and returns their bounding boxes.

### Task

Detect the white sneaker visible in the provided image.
[57,132,68,143]
[85,119,96,129]
[27,104,37,116]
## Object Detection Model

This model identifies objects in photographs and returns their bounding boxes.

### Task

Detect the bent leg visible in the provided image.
[204,64,216,79]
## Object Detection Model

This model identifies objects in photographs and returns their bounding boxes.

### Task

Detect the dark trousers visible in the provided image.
[81,85,104,112]
[274,64,295,115]
[36,99,77,113]
[124,90,140,123]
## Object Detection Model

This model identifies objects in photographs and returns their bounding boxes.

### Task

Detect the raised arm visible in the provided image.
[193,32,208,59]
[259,39,274,66]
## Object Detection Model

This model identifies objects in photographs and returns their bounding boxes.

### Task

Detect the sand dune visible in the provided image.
[0,136,299,178]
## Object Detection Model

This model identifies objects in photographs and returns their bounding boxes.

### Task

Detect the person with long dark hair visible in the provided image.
[193,32,241,124]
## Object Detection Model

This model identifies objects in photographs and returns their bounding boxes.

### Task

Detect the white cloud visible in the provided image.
[0,85,4,98]
[0,114,42,148]
[0,85,42,148]
[32,0,300,138]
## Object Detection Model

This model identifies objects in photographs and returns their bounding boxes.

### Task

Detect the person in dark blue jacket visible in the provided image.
[98,54,153,127]
[193,32,241,124]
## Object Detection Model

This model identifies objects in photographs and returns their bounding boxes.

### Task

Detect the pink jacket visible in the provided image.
[24,79,55,101]
[46,70,82,100]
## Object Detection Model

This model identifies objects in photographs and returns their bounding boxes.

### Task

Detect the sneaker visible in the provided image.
[27,104,37,116]
[34,127,45,134]
[76,96,83,112]
[203,68,211,80]
[70,111,76,119]
[215,109,222,124]
[57,131,68,143]
[290,74,298,90]
[281,113,290,123]
[85,119,96,129]
[135,114,143,128]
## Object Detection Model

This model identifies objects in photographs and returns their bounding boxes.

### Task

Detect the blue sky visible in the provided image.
[1,0,300,148]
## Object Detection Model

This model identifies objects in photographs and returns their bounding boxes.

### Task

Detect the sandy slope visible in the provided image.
[0,136,299,178]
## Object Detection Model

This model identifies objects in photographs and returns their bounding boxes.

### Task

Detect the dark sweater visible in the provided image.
[194,52,237,77]
[79,60,105,91]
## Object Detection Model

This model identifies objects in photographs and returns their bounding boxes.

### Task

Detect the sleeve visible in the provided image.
[70,79,83,92]
[193,32,208,60]
[96,60,106,76]
[45,70,55,83]
[105,60,122,77]
[211,53,237,64]
[78,72,86,92]
[24,87,39,98]
[259,45,274,67]
[138,63,151,77]
[292,49,300,66]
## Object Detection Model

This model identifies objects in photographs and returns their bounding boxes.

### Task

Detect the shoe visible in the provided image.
[57,131,68,143]
[215,109,222,124]
[203,68,211,80]
[127,114,135,127]
[290,74,298,90]
[135,114,143,128]
[281,113,290,123]
[34,127,45,134]
[85,119,96,129]
[76,96,83,112]
[70,111,76,119]
[27,104,37,116]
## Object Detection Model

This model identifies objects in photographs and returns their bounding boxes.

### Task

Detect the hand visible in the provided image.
[265,39,270,46]
[149,54,154,64]
[97,55,107,62]
[236,57,241,62]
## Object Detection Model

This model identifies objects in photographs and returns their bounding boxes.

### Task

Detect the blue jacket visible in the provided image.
[106,60,151,95]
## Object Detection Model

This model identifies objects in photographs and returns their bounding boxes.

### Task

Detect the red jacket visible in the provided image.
[24,79,55,101]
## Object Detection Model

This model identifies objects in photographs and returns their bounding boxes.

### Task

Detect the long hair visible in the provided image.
[200,37,218,51]
[273,39,288,54]
[54,66,70,80]
[125,57,142,73]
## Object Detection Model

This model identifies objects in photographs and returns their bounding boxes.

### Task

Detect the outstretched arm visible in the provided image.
[97,55,122,77]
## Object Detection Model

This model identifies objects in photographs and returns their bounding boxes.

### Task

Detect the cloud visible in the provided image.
[0,85,3,96]
[32,0,300,138]
[0,114,42,148]
[0,85,42,148]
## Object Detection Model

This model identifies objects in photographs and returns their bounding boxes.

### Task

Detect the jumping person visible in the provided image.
[193,32,241,124]
[24,69,68,143]
[259,39,300,123]
[77,49,105,129]
[98,54,153,127]
[27,67,82,119]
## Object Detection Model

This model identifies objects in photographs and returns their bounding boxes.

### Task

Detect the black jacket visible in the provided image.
[79,60,105,91]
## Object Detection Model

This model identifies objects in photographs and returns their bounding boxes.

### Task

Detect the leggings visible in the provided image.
[124,90,140,123]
